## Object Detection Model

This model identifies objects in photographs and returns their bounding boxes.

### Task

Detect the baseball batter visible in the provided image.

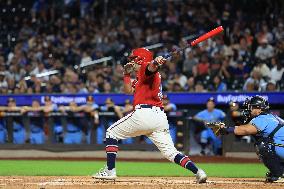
[93,48,207,183]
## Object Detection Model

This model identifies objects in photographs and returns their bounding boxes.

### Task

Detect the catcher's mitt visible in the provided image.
[205,122,227,136]
[123,62,134,75]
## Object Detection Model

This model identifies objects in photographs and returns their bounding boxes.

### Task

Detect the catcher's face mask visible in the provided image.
[240,98,252,123]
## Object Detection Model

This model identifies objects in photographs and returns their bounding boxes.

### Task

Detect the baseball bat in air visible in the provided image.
[163,26,224,59]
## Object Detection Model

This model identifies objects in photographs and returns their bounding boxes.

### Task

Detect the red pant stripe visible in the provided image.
[180,157,190,167]
[106,146,119,152]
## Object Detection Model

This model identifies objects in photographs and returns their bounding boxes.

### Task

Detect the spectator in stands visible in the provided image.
[77,81,88,94]
[103,82,114,93]
[265,80,277,92]
[96,74,105,93]
[231,61,250,80]
[87,84,99,94]
[17,79,28,94]
[165,80,174,92]
[26,74,41,92]
[195,54,210,78]
[270,58,284,83]
[184,76,195,92]
[243,70,266,92]
[172,82,184,92]
[80,0,93,18]
[274,23,284,41]
[209,75,227,92]
[210,59,222,78]
[255,38,274,61]
[31,0,48,22]
[6,64,25,83]
[0,72,8,94]
[172,72,187,89]
[252,59,271,80]
[236,37,252,64]
[182,49,198,76]
[193,97,226,155]
[30,61,49,81]
[194,81,207,92]
[257,24,274,44]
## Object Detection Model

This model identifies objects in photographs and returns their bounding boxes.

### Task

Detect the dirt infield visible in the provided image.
[0,176,283,189]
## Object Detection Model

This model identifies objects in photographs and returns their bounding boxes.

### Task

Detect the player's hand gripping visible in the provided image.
[153,56,167,66]
[206,122,227,136]
[123,62,135,75]
[123,57,144,75]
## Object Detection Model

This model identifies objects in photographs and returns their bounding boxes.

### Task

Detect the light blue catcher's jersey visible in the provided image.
[250,114,284,144]
[195,109,226,122]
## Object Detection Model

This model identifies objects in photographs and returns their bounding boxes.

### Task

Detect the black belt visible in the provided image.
[140,105,164,111]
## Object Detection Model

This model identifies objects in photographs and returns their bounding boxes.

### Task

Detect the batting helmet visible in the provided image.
[128,48,153,64]
[248,95,270,111]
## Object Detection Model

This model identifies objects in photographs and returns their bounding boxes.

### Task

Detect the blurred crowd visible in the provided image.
[0,0,284,94]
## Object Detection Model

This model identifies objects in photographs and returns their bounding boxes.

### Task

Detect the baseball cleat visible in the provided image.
[92,166,117,180]
[196,169,207,183]
[266,176,284,183]
[265,172,284,183]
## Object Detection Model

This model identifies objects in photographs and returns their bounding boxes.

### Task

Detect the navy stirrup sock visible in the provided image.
[174,153,198,174]
[106,138,119,170]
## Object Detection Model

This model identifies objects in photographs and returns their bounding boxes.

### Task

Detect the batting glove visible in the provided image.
[123,62,134,75]
[153,56,167,66]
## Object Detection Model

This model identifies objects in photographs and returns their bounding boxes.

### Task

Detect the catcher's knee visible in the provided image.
[256,141,274,160]
[256,141,283,176]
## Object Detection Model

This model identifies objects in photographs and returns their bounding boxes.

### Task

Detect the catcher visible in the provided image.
[207,95,284,182]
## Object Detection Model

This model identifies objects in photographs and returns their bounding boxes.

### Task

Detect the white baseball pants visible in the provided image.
[106,104,180,162]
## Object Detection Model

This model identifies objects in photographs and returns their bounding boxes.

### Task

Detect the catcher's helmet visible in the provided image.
[128,48,153,64]
[248,95,269,111]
